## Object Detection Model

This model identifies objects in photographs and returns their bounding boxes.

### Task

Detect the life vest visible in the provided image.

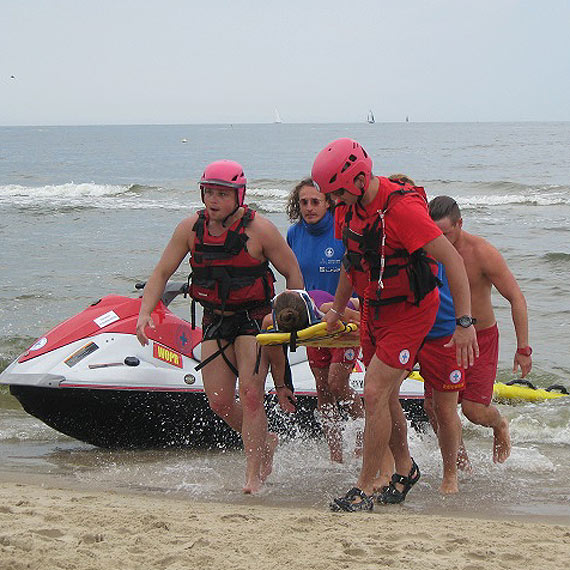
[340,177,440,307]
[189,207,275,313]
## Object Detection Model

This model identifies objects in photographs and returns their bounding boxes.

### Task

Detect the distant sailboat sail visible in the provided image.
[367,110,375,124]
[274,108,282,124]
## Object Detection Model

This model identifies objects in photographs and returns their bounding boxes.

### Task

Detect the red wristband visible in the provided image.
[516,346,532,357]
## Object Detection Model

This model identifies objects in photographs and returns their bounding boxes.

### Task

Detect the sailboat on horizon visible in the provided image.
[274,108,283,124]
[366,110,375,124]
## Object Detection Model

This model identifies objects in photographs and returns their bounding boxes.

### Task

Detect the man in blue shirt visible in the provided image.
[285,179,364,462]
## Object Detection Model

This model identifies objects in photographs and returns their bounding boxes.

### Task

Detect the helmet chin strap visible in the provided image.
[221,194,240,227]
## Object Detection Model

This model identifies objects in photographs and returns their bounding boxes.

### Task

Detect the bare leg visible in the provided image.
[386,371,414,492]
[201,340,242,432]
[456,443,472,473]
[432,390,462,494]
[234,336,272,494]
[462,400,511,463]
[425,395,471,472]
[372,447,394,491]
[356,357,407,496]
[313,366,343,463]
[327,362,365,457]
[260,432,279,482]
[328,362,365,420]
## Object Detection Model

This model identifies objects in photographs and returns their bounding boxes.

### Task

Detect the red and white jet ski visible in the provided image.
[0,282,426,449]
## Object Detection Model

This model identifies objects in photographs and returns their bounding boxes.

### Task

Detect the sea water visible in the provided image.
[0,123,569,521]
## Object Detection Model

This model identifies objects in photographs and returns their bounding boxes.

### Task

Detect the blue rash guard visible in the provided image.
[286,211,344,295]
[427,264,456,339]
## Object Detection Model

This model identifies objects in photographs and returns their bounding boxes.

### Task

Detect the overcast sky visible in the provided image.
[2,0,569,126]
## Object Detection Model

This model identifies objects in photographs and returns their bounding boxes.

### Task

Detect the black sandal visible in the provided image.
[330,487,374,512]
[376,458,420,505]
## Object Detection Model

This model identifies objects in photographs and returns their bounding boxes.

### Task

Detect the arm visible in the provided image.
[264,345,297,413]
[258,218,304,289]
[136,217,195,345]
[324,267,353,333]
[260,313,296,412]
[320,302,360,324]
[423,235,479,368]
[481,246,532,377]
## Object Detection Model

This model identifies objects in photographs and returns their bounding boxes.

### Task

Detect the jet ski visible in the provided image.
[0,282,427,449]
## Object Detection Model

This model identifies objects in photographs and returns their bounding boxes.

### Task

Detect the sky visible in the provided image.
[1,0,569,126]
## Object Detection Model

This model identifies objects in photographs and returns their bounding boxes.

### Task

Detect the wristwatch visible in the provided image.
[456,315,477,328]
[516,346,533,357]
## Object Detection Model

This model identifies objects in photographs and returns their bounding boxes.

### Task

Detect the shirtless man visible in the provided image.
[136,160,303,494]
[428,196,532,464]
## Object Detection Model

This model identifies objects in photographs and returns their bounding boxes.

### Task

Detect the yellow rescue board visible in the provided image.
[492,382,568,402]
[256,321,359,348]
[411,373,567,403]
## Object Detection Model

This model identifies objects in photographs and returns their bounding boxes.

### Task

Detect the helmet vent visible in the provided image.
[329,173,337,184]
[340,155,357,174]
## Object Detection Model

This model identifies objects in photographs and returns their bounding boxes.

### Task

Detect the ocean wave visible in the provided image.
[0,182,189,211]
[246,186,290,213]
[3,179,568,213]
[425,180,570,207]
[543,252,570,265]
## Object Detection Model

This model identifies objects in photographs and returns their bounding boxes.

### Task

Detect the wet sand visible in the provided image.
[1,476,569,570]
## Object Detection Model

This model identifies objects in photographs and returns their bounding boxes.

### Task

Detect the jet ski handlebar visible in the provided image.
[135,281,189,307]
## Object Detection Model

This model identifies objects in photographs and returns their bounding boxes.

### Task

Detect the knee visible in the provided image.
[433,403,458,426]
[239,383,264,413]
[423,397,434,416]
[461,400,483,423]
[363,383,384,410]
[207,395,236,419]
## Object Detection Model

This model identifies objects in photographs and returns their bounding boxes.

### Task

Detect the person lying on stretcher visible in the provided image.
[261,289,364,463]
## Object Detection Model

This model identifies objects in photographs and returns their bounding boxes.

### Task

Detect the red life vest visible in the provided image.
[338,177,440,306]
[189,207,275,312]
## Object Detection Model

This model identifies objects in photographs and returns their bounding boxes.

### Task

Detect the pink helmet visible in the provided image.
[199,160,247,206]
[311,138,373,197]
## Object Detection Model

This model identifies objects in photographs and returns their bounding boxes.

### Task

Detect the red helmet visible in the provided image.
[311,138,373,197]
[199,160,247,206]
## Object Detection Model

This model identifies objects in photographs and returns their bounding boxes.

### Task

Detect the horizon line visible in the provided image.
[1,119,569,128]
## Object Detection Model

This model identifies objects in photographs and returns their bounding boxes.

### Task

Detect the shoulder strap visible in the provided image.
[192,209,207,242]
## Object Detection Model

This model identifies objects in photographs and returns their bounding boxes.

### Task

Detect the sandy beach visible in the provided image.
[1,479,568,570]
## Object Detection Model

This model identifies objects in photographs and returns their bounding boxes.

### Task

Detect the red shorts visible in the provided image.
[360,291,439,370]
[461,324,499,406]
[306,346,359,369]
[419,334,465,397]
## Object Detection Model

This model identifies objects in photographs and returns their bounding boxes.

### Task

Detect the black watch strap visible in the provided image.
[456,315,477,328]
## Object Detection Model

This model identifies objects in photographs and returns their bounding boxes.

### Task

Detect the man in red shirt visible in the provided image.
[311,138,478,511]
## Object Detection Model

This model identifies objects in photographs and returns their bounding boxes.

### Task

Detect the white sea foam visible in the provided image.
[460,189,570,208]
[0,183,193,211]
[4,181,567,212]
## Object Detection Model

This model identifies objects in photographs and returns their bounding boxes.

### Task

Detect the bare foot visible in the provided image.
[456,444,473,474]
[260,432,279,482]
[493,417,511,463]
[440,475,459,494]
[242,477,263,495]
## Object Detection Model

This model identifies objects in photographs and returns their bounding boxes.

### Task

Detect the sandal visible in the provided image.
[376,458,420,505]
[330,487,374,512]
